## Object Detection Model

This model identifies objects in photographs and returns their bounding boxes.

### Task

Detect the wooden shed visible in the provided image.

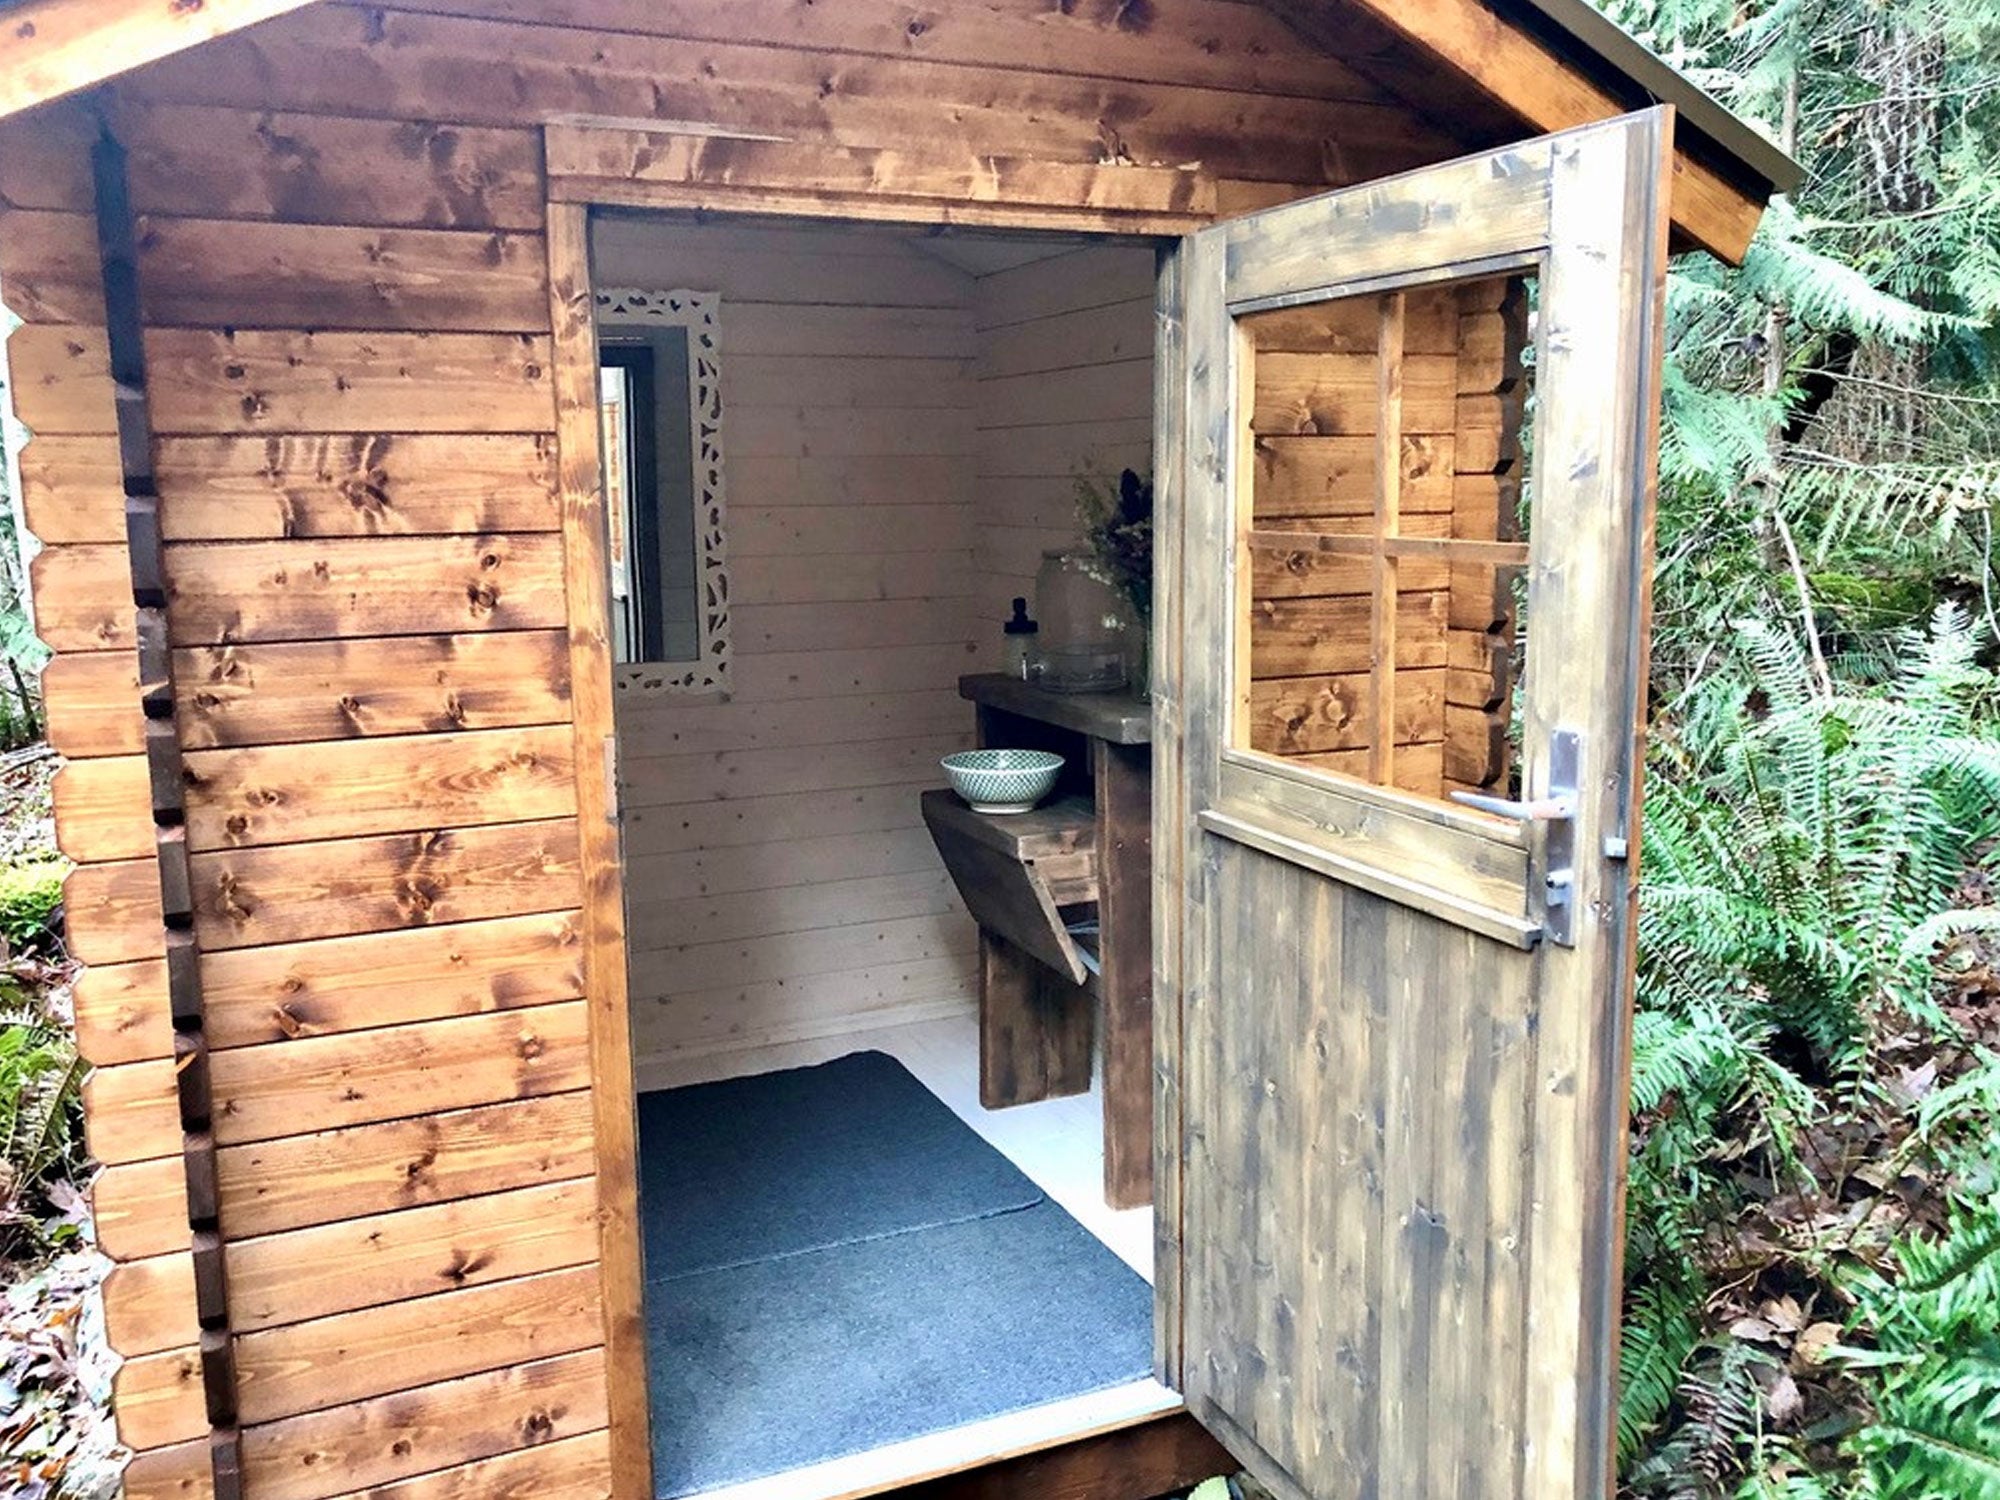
[0,3,1794,1499]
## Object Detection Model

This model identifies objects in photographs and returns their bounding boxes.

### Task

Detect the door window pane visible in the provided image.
[1237,272,1533,805]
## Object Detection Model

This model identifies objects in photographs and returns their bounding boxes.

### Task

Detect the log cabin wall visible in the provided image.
[970,245,1158,624]
[8,84,616,1500]
[0,2,1471,1496]
[596,216,985,1074]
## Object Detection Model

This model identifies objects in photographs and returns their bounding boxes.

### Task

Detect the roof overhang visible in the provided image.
[0,0,1795,262]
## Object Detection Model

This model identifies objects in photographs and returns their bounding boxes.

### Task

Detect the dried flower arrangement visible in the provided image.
[1072,467,1153,625]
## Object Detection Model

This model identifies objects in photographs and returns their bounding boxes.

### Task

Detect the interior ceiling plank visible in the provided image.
[0,0,323,119]
[1256,0,1768,263]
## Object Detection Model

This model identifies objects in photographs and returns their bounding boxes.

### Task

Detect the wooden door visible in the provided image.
[1155,110,1673,1500]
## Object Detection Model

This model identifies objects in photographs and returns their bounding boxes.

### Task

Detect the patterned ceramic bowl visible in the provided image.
[941,749,1064,814]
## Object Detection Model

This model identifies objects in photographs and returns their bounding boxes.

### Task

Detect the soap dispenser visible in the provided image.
[1003,597,1038,679]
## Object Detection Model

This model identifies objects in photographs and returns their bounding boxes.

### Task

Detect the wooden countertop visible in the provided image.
[959,673,1152,745]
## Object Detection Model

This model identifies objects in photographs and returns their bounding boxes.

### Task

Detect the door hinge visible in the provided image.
[602,733,621,824]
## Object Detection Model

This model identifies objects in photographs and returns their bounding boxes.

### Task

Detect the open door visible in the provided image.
[1156,110,1673,1500]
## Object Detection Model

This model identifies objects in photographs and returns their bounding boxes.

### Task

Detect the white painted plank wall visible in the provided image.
[599,219,984,1066]
[970,246,1158,634]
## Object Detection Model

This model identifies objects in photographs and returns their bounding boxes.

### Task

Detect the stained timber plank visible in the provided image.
[176,630,573,748]
[5,323,114,433]
[241,1349,608,1500]
[124,102,544,230]
[314,1428,612,1500]
[105,1177,601,1356]
[183,725,578,850]
[137,219,552,332]
[190,818,582,951]
[143,329,556,434]
[231,1091,599,1241]
[155,433,560,540]
[82,1002,594,1161]
[16,433,124,544]
[164,535,567,645]
[124,5,1452,188]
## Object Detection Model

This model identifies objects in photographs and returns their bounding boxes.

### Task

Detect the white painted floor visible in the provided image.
[634,1010,1156,1281]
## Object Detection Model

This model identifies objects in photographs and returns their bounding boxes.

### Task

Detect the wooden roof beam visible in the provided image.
[1263,0,1774,263]
[0,0,323,120]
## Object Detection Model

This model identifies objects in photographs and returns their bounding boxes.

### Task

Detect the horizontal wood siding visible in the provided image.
[601,218,983,1072]
[0,1,1483,1493]
[1,74,619,1494]
[971,245,1158,645]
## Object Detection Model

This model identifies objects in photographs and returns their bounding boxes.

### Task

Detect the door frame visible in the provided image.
[541,134,1212,1500]
[544,111,1669,1500]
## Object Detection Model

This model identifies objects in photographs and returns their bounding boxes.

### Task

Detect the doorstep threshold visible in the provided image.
[681,1376,1183,1500]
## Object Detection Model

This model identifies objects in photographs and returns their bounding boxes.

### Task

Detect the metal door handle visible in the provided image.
[1449,728,1581,948]
[1448,791,1574,821]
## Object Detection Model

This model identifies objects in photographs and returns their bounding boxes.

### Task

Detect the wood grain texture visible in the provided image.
[124,102,544,229]
[181,725,578,851]
[82,1002,594,1161]
[0,0,322,118]
[92,1091,601,1252]
[16,432,124,545]
[124,4,1455,189]
[190,818,581,951]
[105,1177,601,1355]
[229,1263,603,1425]
[379,0,1393,101]
[163,534,567,645]
[5,323,114,432]
[137,218,550,332]
[1169,114,1671,1500]
[0,207,104,323]
[312,1428,611,1500]
[155,433,560,540]
[545,201,651,1499]
[41,633,572,758]
[248,1349,606,1500]
[547,126,1215,232]
[117,1266,601,1436]
[176,631,573,748]
[144,329,555,434]
[122,1349,608,1500]
[55,909,587,1072]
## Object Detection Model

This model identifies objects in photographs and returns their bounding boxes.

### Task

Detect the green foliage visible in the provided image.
[1843,1196,2000,1499]
[0,860,64,954]
[1619,613,2000,1494]
[0,971,84,1263]
[1594,0,2000,1489]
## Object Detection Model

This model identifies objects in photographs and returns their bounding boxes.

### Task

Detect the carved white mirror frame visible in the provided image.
[596,286,731,697]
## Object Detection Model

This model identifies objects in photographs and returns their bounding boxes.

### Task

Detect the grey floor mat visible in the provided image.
[636,1052,1154,1497]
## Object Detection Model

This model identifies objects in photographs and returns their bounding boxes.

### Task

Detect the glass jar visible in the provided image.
[1034,549,1137,693]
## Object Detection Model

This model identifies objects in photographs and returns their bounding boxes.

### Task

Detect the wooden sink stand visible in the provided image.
[923,674,1153,1209]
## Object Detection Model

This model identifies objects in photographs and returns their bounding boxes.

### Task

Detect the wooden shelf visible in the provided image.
[959,674,1151,745]
[922,789,1100,987]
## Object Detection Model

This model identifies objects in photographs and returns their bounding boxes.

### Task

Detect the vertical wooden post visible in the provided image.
[1094,736,1154,1210]
[1368,291,1405,785]
[89,113,245,1500]
[544,200,653,1500]
[1149,238,1188,1386]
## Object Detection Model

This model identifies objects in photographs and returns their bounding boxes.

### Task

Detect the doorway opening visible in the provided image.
[587,210,1174,1500]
